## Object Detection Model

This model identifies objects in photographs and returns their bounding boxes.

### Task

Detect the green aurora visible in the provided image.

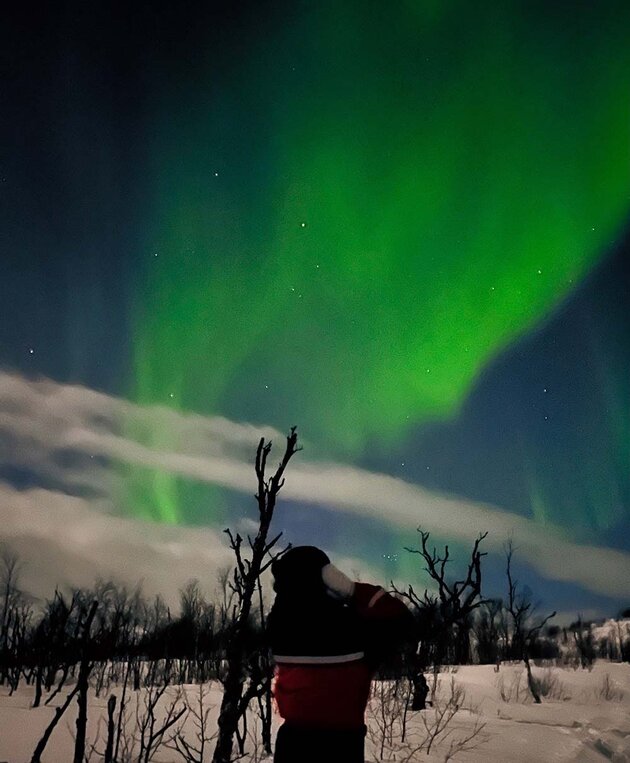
[130,2,630,524]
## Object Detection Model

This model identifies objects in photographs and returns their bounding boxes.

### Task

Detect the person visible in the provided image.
[267,546,414,763]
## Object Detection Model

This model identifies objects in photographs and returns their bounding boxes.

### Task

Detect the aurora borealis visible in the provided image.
[2,1,630,615]
[131,0,630,524]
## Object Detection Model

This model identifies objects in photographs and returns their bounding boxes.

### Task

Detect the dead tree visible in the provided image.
[165,683,216,763]
[473,599,503,665]
[212,427,300,763]
[73,600,99,763]
[31,600,98,763]
[504,540,555,703]
[104,694,116,763]
[572,615,596,669]
[393,530,488,709]
[0,551,27,690]
[254,574,273,755]
[136,684,187,763]
[43,590,80,705]
[0,552,21,651]
[113,660,132,763]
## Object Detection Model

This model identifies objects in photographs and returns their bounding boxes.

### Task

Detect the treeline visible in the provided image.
[2,538,628,706]
[0,565,250,698]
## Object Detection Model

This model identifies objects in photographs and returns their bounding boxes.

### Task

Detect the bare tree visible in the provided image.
[212,427,301,763]
[113,661,132,763]
[104,694,117,763]
[365,675,486,761]
[136,684,187,763]
[571,615,596,670]
[504,540,555,703]
[73,599,100,763]
[0,550,31,692]
[31,600,99,763]
[366,679,405,761]
[473,598,503,666]
[166,683,216,762]
[393,529,488,709]
[253,573,273,755]
[0,551,21,641]
[42,590,81,706]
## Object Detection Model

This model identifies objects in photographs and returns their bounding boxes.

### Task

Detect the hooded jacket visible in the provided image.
[268,579,413,730]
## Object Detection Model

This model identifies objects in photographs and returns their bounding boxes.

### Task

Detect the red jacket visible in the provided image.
[271,583,412,730]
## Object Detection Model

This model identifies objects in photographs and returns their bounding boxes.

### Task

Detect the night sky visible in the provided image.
[2,1,629,617]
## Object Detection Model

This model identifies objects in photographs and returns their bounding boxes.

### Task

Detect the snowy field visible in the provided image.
[1,662,629,762]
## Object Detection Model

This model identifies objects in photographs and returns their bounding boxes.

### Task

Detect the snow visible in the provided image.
[442,663,630,762]
[1,663,629,762]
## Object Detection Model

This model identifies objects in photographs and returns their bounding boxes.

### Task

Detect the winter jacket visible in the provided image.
[268,582,413,731]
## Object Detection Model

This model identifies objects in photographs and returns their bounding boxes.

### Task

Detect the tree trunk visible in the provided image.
[524,656,541,704]
[104,695,116,763]
[260,682,273,754]
[32,665,43,708]
[213,666,244,763]
[73,601,99,763]
[31,686,79,763]
[212,429,299,763]
[410,671,429,711]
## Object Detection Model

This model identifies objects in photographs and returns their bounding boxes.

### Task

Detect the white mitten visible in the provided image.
[321,563,355,600]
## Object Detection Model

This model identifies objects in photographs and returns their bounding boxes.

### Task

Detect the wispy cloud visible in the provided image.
[0,482,235,606]
[1,371,629,602]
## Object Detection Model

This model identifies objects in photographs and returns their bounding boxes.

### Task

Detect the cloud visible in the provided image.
[1,370,630,602]
[0,482,238,606]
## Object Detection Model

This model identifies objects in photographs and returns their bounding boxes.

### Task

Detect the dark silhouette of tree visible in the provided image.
[212,427,300,763]
[504,540,555,703]
[31,600,98,763]
[393,529,488,709]
[473,599,503,665]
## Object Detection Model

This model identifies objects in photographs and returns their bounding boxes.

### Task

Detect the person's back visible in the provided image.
[268,546,413,763]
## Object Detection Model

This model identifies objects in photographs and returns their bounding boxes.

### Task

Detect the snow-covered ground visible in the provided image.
[1,662,629,762]
[443,663,630,762]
